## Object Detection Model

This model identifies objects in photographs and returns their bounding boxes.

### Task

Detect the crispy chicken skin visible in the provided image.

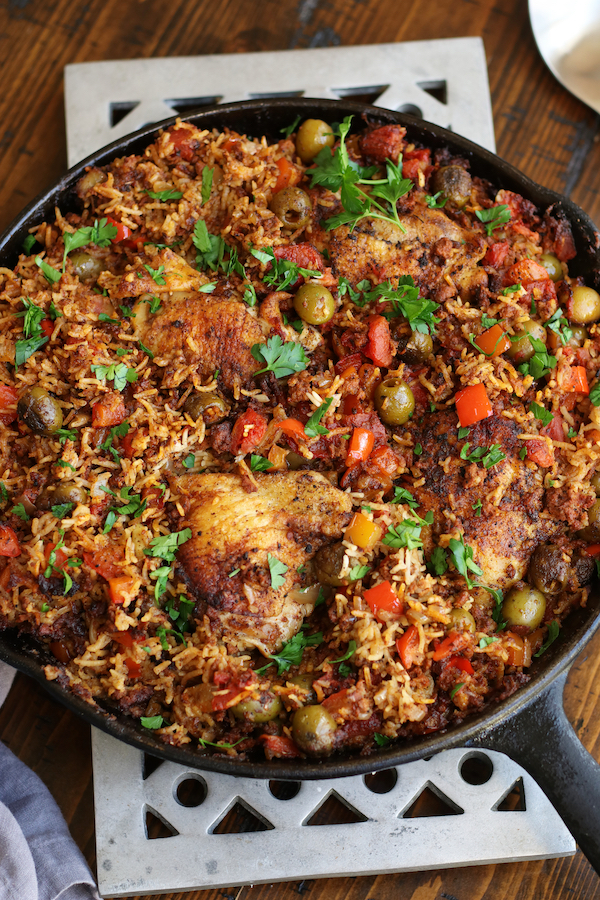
[410,410,561,588]
[170,471,353,654]
[131,289,265,389]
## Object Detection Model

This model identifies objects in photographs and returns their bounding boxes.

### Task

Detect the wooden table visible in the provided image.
[1,0,599,898]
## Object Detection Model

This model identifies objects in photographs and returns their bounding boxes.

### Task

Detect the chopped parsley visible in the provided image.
[478,635,500,649]
[98,313,120,325]
[267,553,288,589]
[101,485,147,533]
[192,220,245,276]
[529,402,553,427]
[100,421,130,462]
[144,528,192,562]
[457,426,470,439]
[280,115,302,137]
[376,277,439,334]
[143,264,166,285]
[150,566,172,603]
[23,234,36,254]
[164,594,194,632]
[534,620,560,657]
[459,442,506,468]
[228,568,241,578]
[251,246,321,291]
[141,715,164,729]
[330,640,357,665]
[348,564,371,582]
[500,283,521,296]
[430,545,448,575]
[41,602,49,613]
[383,511,433,551]
[425,191,447,208]
[35,255,61,284]
[182,453,195,469]
[475,204,511,236]
[518,338,557,380]
[56,459,76,471]
[91,363,138,392]
[304,398,333,437]
[255,629,323,675]
[144,188,183,201]
[448,535,482,588]
[142,294,162,314]
[62,218,117,271]
[0,483,7,505]
[567,427,577,439]
[138,340,154,359]
[391,486,418,508]
[51,502,75,519]
[373,733,391,747]
[15,298,49,366]
[251,335,309,379]
[414,443,423,456]
[545,308,572,347]
[249,454,272,472]
[11,503,29,522]
[472,499,482,516]
[590,382,600,407]
[201,166,214,205]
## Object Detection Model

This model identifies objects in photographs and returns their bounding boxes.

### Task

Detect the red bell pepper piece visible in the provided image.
[447,655,474,675]
[364,580,404,619]
[364,315,393,367]
[565,365,589,395]
[274,157,300,192]
[455,383,492,428]
[92,393,127,428]
[278,418,306,439]
[83,546,123,580]
[585,544,600,556]
[259,734,302,759]
[40,318,54,339]
[482,242,509,268]
[346,427,375,466]
[432,632,463,661]
[108,575,136,606]
[105,216,132,243]
[0,385,18,425]
[475,324,510,358]
[0,525,20,557]
[396,625,419,669]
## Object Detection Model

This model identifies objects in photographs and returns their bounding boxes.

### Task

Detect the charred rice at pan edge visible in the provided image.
[0,114,599,760]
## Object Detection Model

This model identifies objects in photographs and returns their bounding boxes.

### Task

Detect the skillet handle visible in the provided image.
[469,669,600,874]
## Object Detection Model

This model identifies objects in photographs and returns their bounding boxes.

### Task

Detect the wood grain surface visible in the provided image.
[0,0,599,898]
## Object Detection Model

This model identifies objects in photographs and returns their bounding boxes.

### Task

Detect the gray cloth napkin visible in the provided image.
[0,661,100,900]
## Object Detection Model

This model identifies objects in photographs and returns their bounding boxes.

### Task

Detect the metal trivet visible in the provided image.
[64,37,495,167]
[62,39,574,898]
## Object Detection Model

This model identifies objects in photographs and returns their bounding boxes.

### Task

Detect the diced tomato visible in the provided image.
[83,546,123,580]
[335,352,363,374]
[322,688,350,713]
[0,524,20,557]
[526,438,554,468]
[482,242,509,268]
[585,544,600,556]
[0,385,18,425]
[360,125,406,163]
[447,655,474,675]
[142,484,165,509]
[278,418,306,439]
[564,365,589,395]
[475,324,510,357]
[396,625,419,669]
[92,393,127,428]
[259,734,302,759]
[272,243,324,272]
[44,541,67,569]
[343,393,361,416]
[211,685,248,712]
[540,413,564,443]
[221,136,240,153]
[364,580,404,619]
[364,315,393,367]
[455,383,492,428]
[432,632,464,661]
[505,259,550,285]
[370,445,399,476]
[125,658,142,678]
[274,157,300,193]
[121,429,135,459]
[166,126,200,161]
[108,575,136,606]
[346,427,375,466]
[110,630,134,649]
[40,318,54,339]
[402,148,431,181]
[105,216,132,243]
[231,409,268,455]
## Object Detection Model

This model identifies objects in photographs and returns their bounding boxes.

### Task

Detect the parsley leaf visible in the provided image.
[251,335,309,378]
[98,313,120,325]
[373,733,391,747]
[517,337,557,379]
[280,115,302,137]
[251,246,321,291]
[150,566,172,602]
[330,640,357,664]
[383,512,433,551]
[201,166,214,205]
[500,283,521,296]
[249,454,272,472]
[91,363,138,392]
[139,340,154,359]
[376,276,439,334]
[430,546,448,575]
[590,382,600,407]
[534,620,560,657]
[448,535,482,588]
[144,528,192,562]
[391,487,418,509]
[23,234,36,254]
[478,635,500,649]
[142,294,162,314]
[15,334,48,367]
[481,313,499,329]
[256,629,323,675]
[100,421,129,462]
[425,191,447,209]
[472,499,483,516]
[143,264,166,285]
[141,715,164,729]
[475,204,511,236]
[164,594,194,632]
[450,683,465,700]
[545,309,572,347]
[14,299,49,366]
[11,503,29,521]
[56,459,76,471]
[267,553,288,589]
[348,564,371,581]
[51,502,75,519]
[102,485,147,534]
[144,188,183,201]
[182,453,195,469]
[35,255,61,284]
[529,402,553,426]
[304,398,333,437]
[62,218,117,270]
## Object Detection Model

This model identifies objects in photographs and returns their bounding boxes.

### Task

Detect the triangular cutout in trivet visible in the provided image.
[145,806,179,840]
[142,754,164,780]
[416,80,448,104]
[167,95,224,115]
[494,777,526,812]
[303,790,369,826]
[331,84,390,105]
[401,783,464,818]
[109,100,141,127]
[210,799,274,834]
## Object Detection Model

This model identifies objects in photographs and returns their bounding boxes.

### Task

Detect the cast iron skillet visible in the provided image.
[2,98,600,870]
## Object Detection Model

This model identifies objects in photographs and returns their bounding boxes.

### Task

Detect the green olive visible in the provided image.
[288,674,317,704]
[374,378,415,426]
[398,329,433,364]
[591,472,600,496]
[269,187,312,229]
[547,323,587,352]
[69,251,105,283]
[46,483,88,507]
[502,584,546,629]
[293,284,335,325]
[578,498,600,542]
[540,253,563,283]
[528,544,569,595]
[314,542,346,586]
[506,319,547,365]
[18,387,63,435]
[231,691,282,723]
[292,705,337,756]
[295,119,335,163]
[448,608,476,633]
[183,391,227,423]
[431,165,472,207]
[570,285,600,324]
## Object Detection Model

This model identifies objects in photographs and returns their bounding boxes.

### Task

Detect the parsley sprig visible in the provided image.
[91,363,138,392]
[517,338,557,379]
[475,204,511,236]
[251,335,309,379]
[62,218,117,271]
[14,298,48,366]
[100,484,147,533]
[382,511,433,551]
[255,629,323,675]
[459,442,506,469]
[251,246,321,291]
[304,398,333,437]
